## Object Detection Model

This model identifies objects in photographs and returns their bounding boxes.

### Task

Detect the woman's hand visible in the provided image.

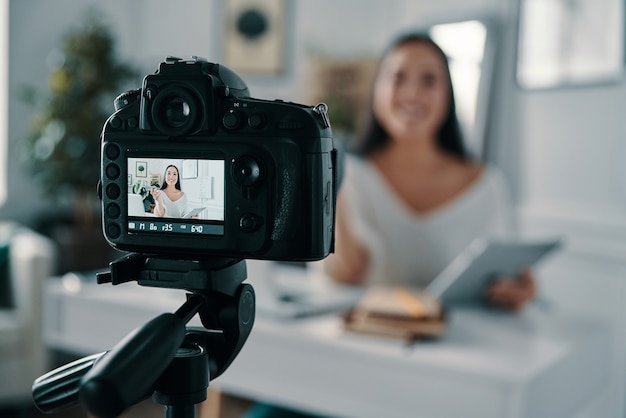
[150,188,163,202]
[485,268,536,312]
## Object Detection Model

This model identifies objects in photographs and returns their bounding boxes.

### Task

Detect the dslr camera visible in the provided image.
[99,56,336,261]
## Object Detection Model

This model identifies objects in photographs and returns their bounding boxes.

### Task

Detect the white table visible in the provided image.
[43,270,611,418]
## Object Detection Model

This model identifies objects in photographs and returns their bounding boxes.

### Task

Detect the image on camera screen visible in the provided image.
[126,157,225,235]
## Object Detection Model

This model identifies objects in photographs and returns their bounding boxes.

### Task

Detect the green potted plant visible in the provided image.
[20,16,136,272]
[132,181,156,212]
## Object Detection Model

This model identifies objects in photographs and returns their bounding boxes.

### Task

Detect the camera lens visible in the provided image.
[151,86,200,136]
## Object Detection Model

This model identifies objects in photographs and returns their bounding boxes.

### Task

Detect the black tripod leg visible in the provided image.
[153,336,210,418]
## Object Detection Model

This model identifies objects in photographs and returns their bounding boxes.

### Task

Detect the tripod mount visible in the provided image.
[32,252,255,418]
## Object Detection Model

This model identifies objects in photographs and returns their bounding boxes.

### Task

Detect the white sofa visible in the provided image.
[0,224,56,406]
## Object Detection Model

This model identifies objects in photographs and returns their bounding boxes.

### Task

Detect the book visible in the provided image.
[343,286,446,342]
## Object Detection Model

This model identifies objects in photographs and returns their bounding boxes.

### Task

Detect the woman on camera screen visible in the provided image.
[151,164,189,218]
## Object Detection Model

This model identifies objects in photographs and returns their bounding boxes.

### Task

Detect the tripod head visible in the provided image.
[32,253,255,418]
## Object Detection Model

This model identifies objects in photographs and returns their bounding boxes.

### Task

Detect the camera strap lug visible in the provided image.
[313,103,331,129]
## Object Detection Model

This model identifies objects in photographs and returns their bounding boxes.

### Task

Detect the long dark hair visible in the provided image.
[353,32,467,160]
[160,165,181,190]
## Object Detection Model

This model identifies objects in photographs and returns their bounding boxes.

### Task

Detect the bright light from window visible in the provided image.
[430,20,487,158]
[517,0,624,89]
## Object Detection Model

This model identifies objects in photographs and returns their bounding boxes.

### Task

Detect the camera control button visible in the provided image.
[248,112,266,129]
[109,116,122,129]
[232,156,261,186]
[105,144,121,160]
[223,110,242,130]
[106,184,121,200]
[106,223,121,239]
[106,204,121,219]
[239,214,261,232]
[105,164,120,180]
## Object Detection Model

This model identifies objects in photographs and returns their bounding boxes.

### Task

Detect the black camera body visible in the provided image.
[100,57,336,261]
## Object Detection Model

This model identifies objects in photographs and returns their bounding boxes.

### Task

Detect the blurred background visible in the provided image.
[0,0,625,417]
[4,0,625,263]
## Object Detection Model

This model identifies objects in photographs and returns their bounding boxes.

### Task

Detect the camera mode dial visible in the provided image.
[114,89,141,111]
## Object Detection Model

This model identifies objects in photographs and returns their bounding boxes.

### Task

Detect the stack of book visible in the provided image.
[343,286,446,342]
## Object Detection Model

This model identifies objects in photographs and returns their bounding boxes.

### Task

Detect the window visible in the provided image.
[517,0,624,89]
[430,20,491,158]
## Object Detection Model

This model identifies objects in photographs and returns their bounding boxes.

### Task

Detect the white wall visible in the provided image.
[516,62,626,418]
[503,3,626,416]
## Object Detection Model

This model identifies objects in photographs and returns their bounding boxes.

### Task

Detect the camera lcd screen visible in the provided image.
[127,157,225,236]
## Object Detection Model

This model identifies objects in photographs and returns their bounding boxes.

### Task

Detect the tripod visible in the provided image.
[32,253,256,418]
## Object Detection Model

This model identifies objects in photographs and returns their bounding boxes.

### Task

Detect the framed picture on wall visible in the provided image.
[149,174,161,187]
[135,161,147,177]
[223,0,286,74]
[182,160,198,179]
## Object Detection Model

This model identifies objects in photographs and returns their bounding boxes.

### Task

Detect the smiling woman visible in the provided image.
[322,32,537,312]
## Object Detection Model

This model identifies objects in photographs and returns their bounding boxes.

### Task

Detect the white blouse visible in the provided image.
[340,154,515,287]
[156,191,188,218]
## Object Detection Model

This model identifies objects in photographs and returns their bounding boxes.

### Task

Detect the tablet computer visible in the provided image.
[182,207,206,219]
[425,238,561,306]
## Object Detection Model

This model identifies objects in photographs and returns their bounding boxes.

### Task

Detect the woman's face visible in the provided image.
[372,42,450,144]
[165,166,179,186]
